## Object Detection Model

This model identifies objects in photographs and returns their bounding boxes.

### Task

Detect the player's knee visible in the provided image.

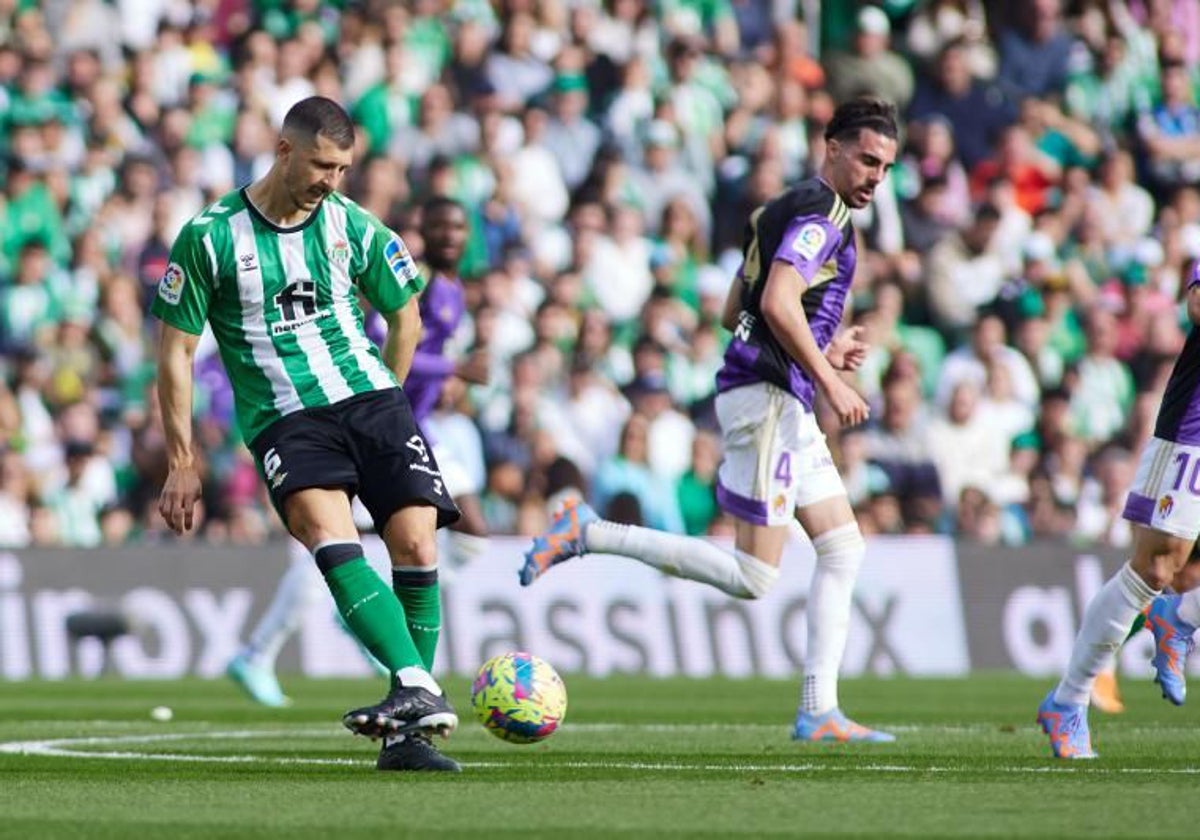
[386,531,439,569]
[812,522,866,572]
[735,551,780,599]
[1133,535,1194,591]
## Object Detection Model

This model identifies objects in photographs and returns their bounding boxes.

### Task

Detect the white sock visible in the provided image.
[1177,587,1200,628]
[243,558,324,669]
[584,521,777,598]
[446,531,489,570]
[802,523,866,715]
[396,665,441,695]
[1055,561,1158,707]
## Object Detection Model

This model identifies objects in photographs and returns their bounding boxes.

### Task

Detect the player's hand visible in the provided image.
[823,377,870,427]
[158,464,202,535]
[457,348,491,385]
[826,326,869,372]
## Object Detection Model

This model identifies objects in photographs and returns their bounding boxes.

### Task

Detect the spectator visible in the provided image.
[839,427,890,510]
[909,38,1018,170]
[926,202,1005,334]
[675,428,720,536]
[863,369,943,524]
[969,124,1060,215]
[541,73,601,191]
[1069,305,1135,444]
[823,6,914,110]
[1072,444,1135,547]
[995,0,1074,100]
[928,378,1008,509]
[43,439,108,548]
[592,413,685,533]
[623,370,695,483]
[898,115,972,228]
[485,11,554,111]
[936,311,1041,410]
[1136,59,1200,198]
[0,450,32,548]
[905,0,995,79]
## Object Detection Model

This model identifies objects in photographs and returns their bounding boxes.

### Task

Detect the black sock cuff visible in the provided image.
[314,542,363,576]
[392,566,439,587]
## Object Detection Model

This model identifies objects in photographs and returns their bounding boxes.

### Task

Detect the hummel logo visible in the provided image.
[238,253,258,272]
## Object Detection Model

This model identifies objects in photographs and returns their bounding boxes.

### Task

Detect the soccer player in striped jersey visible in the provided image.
[153,96,462,772]
[223,197,490,709]
[1039,262,1200,758]
[520,98,900,743]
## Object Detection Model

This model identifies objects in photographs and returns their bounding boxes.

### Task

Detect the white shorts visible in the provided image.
[1123,436,1200,540]
[714,382,845,526]
[433,441,480,499]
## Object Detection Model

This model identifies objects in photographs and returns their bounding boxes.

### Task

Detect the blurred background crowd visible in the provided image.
[1,0,1199,550]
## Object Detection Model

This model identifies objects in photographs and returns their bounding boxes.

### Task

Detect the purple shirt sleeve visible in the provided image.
[409,350,457,377]
[772,215,843,285]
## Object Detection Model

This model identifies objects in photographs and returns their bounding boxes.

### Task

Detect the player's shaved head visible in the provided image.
[281,96,355,150]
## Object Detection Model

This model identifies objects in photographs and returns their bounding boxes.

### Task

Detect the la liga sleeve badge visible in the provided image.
[158,262,186,305]
[791,223,827,260]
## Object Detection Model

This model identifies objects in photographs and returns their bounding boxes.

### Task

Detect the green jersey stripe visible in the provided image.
[324,201,395,392]
[206,219,285,438]
[229,209,305,417]
[308,207,372,395]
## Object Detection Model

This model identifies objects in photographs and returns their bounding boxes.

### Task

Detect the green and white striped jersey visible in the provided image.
[150,188,425,444]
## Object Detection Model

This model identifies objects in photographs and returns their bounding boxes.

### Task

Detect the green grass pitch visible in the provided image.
[0,673,1196,838]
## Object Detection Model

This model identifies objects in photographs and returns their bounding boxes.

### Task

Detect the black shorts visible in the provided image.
[249,388,461,533]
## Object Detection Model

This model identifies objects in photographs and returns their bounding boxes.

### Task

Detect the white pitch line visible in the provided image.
[3,729,1200,775]
[10,721,1200,736]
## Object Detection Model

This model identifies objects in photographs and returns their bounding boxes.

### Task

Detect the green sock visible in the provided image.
[1126,610,1148,642]
[324,557,424,675]
[392,566,441,671]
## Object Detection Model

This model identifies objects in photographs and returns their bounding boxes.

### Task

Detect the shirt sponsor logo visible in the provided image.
[238,253,257,272]
[158,262,186,305]
[383,237,414,281]
[791,223,826,260]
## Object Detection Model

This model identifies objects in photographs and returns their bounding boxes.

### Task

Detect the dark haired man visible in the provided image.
[153,96,462,771]
[521,97,900,742]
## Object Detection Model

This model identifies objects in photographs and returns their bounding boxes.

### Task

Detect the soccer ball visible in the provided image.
[470,652,567,744]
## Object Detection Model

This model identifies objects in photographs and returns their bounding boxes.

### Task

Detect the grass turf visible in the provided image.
[0,673,1195,838]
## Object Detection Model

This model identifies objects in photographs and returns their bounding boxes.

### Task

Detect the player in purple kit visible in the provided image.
[1038,262,1200,758]
[520,98,900,743]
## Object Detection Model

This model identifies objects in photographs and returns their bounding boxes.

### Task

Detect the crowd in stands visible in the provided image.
[1,0,1199,551]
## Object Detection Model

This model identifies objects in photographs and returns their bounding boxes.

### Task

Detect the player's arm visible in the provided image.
[157,324,203,534]
[760,262,843,388]
[382,295,421,384]
[149,224,215,535]
[355,221,426,384]
[760,218,869,426]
